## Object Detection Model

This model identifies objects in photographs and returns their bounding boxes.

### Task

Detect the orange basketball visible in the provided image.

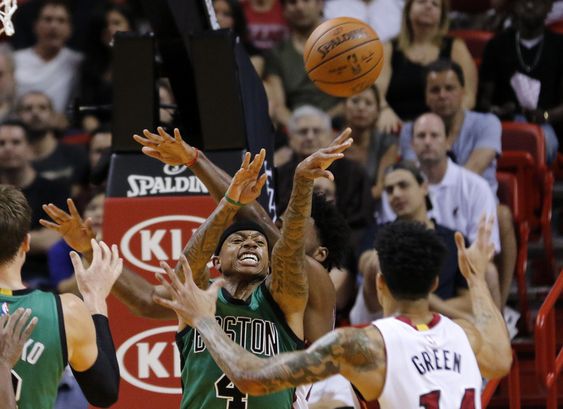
[304,17,384,97]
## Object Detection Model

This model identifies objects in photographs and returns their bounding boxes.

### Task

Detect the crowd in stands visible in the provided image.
[0,0,561,404]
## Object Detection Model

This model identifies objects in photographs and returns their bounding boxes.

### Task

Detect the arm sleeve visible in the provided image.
[475,114,502,154]
[72,315,120,407]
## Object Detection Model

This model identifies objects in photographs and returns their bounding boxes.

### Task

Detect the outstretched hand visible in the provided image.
[225,149,268,205]
[0,308,38,368]
[153,255,224,327]
[133,127,197,166]
[295,128,353,180]
[455,214,495,286]
[70,239,123,315]
[40,199,95,254]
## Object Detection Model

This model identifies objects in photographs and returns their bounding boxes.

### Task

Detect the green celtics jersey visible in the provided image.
[176,282,303,409]
[0,289,66,409]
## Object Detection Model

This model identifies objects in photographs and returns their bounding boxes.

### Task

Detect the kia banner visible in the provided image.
[104,191,216,407]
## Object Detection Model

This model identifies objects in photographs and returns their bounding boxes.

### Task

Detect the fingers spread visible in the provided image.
[69,251,84,273]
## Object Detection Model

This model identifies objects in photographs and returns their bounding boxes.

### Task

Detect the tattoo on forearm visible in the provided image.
[196,319,384,394]
[183,201,238,288]
[270,177,313,305]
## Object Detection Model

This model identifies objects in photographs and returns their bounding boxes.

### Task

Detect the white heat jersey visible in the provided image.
[374,314,482,409]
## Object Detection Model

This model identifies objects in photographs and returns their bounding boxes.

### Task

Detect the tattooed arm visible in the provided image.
[153,262,386,402]
[266,130,353,338]
[181,150,267,288]
[454,216,512,379]
[197,318,385,400]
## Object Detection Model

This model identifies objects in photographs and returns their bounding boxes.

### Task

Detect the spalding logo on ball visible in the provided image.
[304,17,384,97]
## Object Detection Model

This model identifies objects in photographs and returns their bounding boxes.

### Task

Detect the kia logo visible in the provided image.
[117,326,182,394]
[120,215,206,273]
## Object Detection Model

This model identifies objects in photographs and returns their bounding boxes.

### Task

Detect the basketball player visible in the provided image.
[43,132,353,408]
[0,308,37,409]
[155,216,513,408]
[0,185,122,409]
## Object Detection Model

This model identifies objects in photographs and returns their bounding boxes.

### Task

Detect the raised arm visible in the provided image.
[62,240,123,407]
[133,127,280,244]
[267,130,353,336]
[153,257,386,402]
[0,309,37,409]
[40,199,175,319]
[179,150,267,288]
[454,216,512,379]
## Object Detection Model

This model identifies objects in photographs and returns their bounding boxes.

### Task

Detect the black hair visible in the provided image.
[310,193,350,270]
[375,221,447,300]
[36,0,72,20]
[0,118,30,142]
[384,160,433,211]
[425,58,465,88]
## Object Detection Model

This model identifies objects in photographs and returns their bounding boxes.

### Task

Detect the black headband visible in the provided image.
[214,221,270,256]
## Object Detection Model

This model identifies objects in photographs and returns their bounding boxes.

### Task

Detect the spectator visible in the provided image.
[16,91,89,195]
[0,119,68,288]
[14,0,83,113]
[80,3,135,132]
[241,0,289,51]
[276,105,374,244]
[350,161,472,324]
[265,0,343,128]
[0,44,16,122]
[343,85,399,201]
[400,59,517,304]
[213,0,265,76]
[324,0,405,43]
[379,113,502,306]
[376,0,477,133]
[88,125,112,171]
[478,0,562,163]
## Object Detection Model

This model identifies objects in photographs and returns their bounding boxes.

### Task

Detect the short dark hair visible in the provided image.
[0,119,30,142]
[0,185,32,264]
[425,58,465,88]
[375,221,447,300]
[36,0,72,20]
[384,160,433,211]
[310,193,350,270]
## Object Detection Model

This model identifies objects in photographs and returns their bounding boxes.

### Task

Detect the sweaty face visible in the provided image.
[409,0,442,28]
[411,114,448,165]
[0,126,32,170]
[345,88,379,130]
[425,70,463,118]
[283,0,322,31]
[34,5,72,51]
[288,115,331,157]
[17,93,54,133]
[384,169,427,218]
[217,230,269,277]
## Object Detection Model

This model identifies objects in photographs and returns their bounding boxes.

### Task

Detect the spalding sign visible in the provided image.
[117,326,182,395]
[120,215,206,273]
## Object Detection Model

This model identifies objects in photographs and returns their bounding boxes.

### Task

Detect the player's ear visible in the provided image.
[21,233,31,253]
[376,272,386,304]
[211,255,222,272]
[430,276,439,293]
[311,246,328,264]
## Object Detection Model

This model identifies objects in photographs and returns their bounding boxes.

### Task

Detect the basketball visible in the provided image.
[304,17,384,97]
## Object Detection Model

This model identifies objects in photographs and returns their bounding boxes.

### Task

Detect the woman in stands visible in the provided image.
[376,0,477,133]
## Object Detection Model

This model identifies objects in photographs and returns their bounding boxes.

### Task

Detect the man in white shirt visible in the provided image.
[14,0,83,113]
[412,113,502,306]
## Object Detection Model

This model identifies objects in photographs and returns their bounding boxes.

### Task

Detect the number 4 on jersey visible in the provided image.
[420,388,476,409]
[215,373,248,409]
